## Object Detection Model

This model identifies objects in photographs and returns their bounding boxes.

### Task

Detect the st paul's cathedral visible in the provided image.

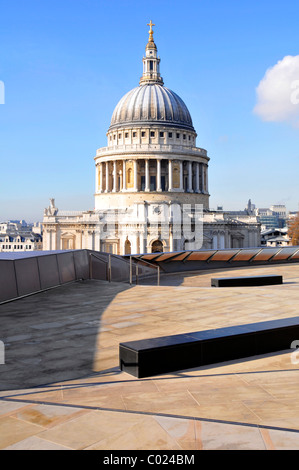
[43,23,260,255]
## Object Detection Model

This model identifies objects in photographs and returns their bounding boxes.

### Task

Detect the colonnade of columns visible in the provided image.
[96,158,208,194]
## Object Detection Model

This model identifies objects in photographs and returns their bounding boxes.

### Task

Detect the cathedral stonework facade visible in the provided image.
[42,23,260,254]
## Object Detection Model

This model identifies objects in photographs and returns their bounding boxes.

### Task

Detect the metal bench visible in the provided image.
[119,316,299,378]
[211,274,283,287]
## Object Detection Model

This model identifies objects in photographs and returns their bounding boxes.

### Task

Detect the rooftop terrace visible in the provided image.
[1,249,299,450]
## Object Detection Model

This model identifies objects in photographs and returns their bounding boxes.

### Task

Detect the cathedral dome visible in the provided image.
[108,21,195,133]
[109,84,195,132]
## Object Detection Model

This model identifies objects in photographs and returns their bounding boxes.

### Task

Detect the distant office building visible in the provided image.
[259,214,280,230]
[270,205,287,218]
[256,205,288,230]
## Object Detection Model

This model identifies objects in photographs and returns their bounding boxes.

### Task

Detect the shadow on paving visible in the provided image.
[0,280,131,391]
[137,264,296,287]
[136,268,246,286]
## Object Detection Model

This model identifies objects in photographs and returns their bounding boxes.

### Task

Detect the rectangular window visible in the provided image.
[176,133,180,138]
[141,175,145,191]
[150,131,155,137]
[183,134,186,140]
[149,60,153,71]
[125,132,129,138]
[141,131,146,137]
[168,132,172,138]
[133,132,137,137]
[160,132,164,137]
[150,175,156,191]
[119,134,122,139]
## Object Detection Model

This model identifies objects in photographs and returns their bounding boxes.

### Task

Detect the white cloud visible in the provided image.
[253,55,299,127]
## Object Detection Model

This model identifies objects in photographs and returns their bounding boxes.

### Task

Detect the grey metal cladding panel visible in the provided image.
[90,257,107,280]
[110,257,130,282]
[37,254,60,289]
[56,252,76,283]
[137,264,156,277]
[0,260,18,302]
[14,257,41,296]
[73,250,89,280]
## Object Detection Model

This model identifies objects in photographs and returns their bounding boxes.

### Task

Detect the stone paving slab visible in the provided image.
[1,351,299,450]
[1,263,299,449]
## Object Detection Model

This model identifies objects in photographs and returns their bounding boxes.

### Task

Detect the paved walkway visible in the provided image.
[1,264,299,449]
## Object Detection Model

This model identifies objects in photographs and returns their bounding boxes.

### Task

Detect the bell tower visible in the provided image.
[139,21,164,85]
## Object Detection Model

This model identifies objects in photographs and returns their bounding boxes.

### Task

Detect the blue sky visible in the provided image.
[1,0,299,222]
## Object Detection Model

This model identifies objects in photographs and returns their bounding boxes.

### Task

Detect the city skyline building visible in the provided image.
[0,220,42,252]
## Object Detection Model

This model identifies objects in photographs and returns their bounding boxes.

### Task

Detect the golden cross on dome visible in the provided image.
[147,20,155,41]
[147,20,155,32]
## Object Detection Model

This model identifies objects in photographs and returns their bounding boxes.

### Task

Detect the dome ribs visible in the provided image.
[109,84,195,132]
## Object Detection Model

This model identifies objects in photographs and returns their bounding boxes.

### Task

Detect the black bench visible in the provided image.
[211,274,283,287]
[119,316,299,378]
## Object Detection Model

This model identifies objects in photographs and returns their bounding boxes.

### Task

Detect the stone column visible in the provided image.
[95,164,99,193]
[156,159,162,191]
[119,170,123,191]
[122,160,126,191]
[133,159,138,191]
[203,164,207,193]
[52,229,57,250]
[188,161,193,192]
[168,159,173,191]
[48,229,52,251]
[206,164,209,194]
[179,160,184,191]
[201,163,205,193]
[105,161,109,192]
[99,162,103,192]
[88,230,95,250]
[112,160,117,192]
[94,228,100,251]
[145,158,150,192]
[195,162,200,193]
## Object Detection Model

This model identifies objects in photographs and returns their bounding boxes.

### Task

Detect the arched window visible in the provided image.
[125,238,131,255]
[127,168,132,184]
[151,240,163,253]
